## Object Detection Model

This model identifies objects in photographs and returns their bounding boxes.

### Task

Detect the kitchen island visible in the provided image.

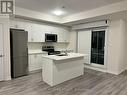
[42,53,86,86]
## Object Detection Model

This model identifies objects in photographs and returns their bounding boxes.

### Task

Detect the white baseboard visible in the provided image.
[29,69,42,74]
[4,76,11,81]
[85,64,127,75]
[107,70,119,75]
[85,65,107,73]
[85,65,127,75]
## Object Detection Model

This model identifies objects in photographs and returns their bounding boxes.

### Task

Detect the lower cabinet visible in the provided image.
[28,54,43,72]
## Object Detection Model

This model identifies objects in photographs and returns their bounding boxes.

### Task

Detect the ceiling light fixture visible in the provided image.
[52,5,66,16]
[53,10,64,16]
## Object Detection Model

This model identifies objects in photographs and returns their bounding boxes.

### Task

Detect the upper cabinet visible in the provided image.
[63,29,70,43]
[10,20,70,43]
[10,20,25,29]
[24,22,33,42]
[57,28,70,43]
[30,23,45,42]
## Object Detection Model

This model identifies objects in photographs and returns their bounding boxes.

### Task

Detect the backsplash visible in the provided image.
[28,42,71,51]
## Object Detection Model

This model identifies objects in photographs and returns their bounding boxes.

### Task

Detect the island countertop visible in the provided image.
[42,53,85,86]
[42,53,87,61]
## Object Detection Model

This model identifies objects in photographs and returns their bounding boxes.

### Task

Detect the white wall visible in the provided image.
[67,30,77,52]
[116,19,127,73]
[107,20,121,74]
[69,19,127,75]
[107,19,127,74]
[28,42,69,51]
[62,0,127,23]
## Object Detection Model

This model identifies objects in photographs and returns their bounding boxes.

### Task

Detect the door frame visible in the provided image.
[0,23,4,81]
[90,28,108,69]
[77,27,108,70]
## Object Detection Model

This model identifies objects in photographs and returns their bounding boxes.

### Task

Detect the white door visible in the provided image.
[0,24,4,81]
[78,30,91,64]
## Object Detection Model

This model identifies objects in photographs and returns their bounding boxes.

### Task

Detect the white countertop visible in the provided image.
[42,53,87,61]
[28,50,47,55]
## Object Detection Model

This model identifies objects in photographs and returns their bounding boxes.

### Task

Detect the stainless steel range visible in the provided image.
[42,46,60,55]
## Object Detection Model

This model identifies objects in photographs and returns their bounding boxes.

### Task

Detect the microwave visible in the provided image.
[45,34,57,42]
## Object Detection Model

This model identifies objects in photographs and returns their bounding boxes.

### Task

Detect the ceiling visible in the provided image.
[15,0,124,17]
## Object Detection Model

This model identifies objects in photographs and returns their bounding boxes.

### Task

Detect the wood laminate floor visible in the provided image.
[0,69,127,95]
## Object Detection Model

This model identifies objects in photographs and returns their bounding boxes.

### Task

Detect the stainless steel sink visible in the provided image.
[56,54,68,56]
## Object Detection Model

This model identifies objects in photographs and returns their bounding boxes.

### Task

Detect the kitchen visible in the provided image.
[9,17,87,86]
[1,0,127,95]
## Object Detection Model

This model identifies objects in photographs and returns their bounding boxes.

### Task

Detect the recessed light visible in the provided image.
[53,10,64,16]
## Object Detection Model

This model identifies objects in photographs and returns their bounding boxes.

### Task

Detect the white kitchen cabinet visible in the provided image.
[56,28,70,43]
[30,24,45,42]
[29,54,43,72]
[10,20,25,30]
[78,30,92,64]
[64,30,70,42]
[0,24,4,81]
[57,31,65,42]
[24,22,33,42]
[16,21,25,29]
[10,20,70,43]
[10,21,25,29]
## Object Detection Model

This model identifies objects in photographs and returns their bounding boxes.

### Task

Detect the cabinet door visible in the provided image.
[31,24,44,42]
[57,28,70,43]
[36,54,43,70]
[28,54,36,71]
[16,21,25,29]
[24,22,33,42]
[28,54,43,72]
[64,30,70,42]
[39,25,47,42]
[57,28,65,42]
[78,30,91,64]
[0,24,4,81]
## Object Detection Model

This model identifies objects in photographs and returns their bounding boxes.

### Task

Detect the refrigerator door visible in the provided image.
[11,56,28,78]
[10,29,28,58]
[10,29,28,78]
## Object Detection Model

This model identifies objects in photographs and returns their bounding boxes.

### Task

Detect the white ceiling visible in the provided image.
[15,0,124,17]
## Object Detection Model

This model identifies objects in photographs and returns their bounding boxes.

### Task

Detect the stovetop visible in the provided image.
[42,46,60,55]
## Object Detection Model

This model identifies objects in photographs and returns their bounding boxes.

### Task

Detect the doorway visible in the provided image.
[77,28,107,69]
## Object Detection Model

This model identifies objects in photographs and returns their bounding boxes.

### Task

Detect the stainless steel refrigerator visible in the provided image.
[10,29,28,78]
